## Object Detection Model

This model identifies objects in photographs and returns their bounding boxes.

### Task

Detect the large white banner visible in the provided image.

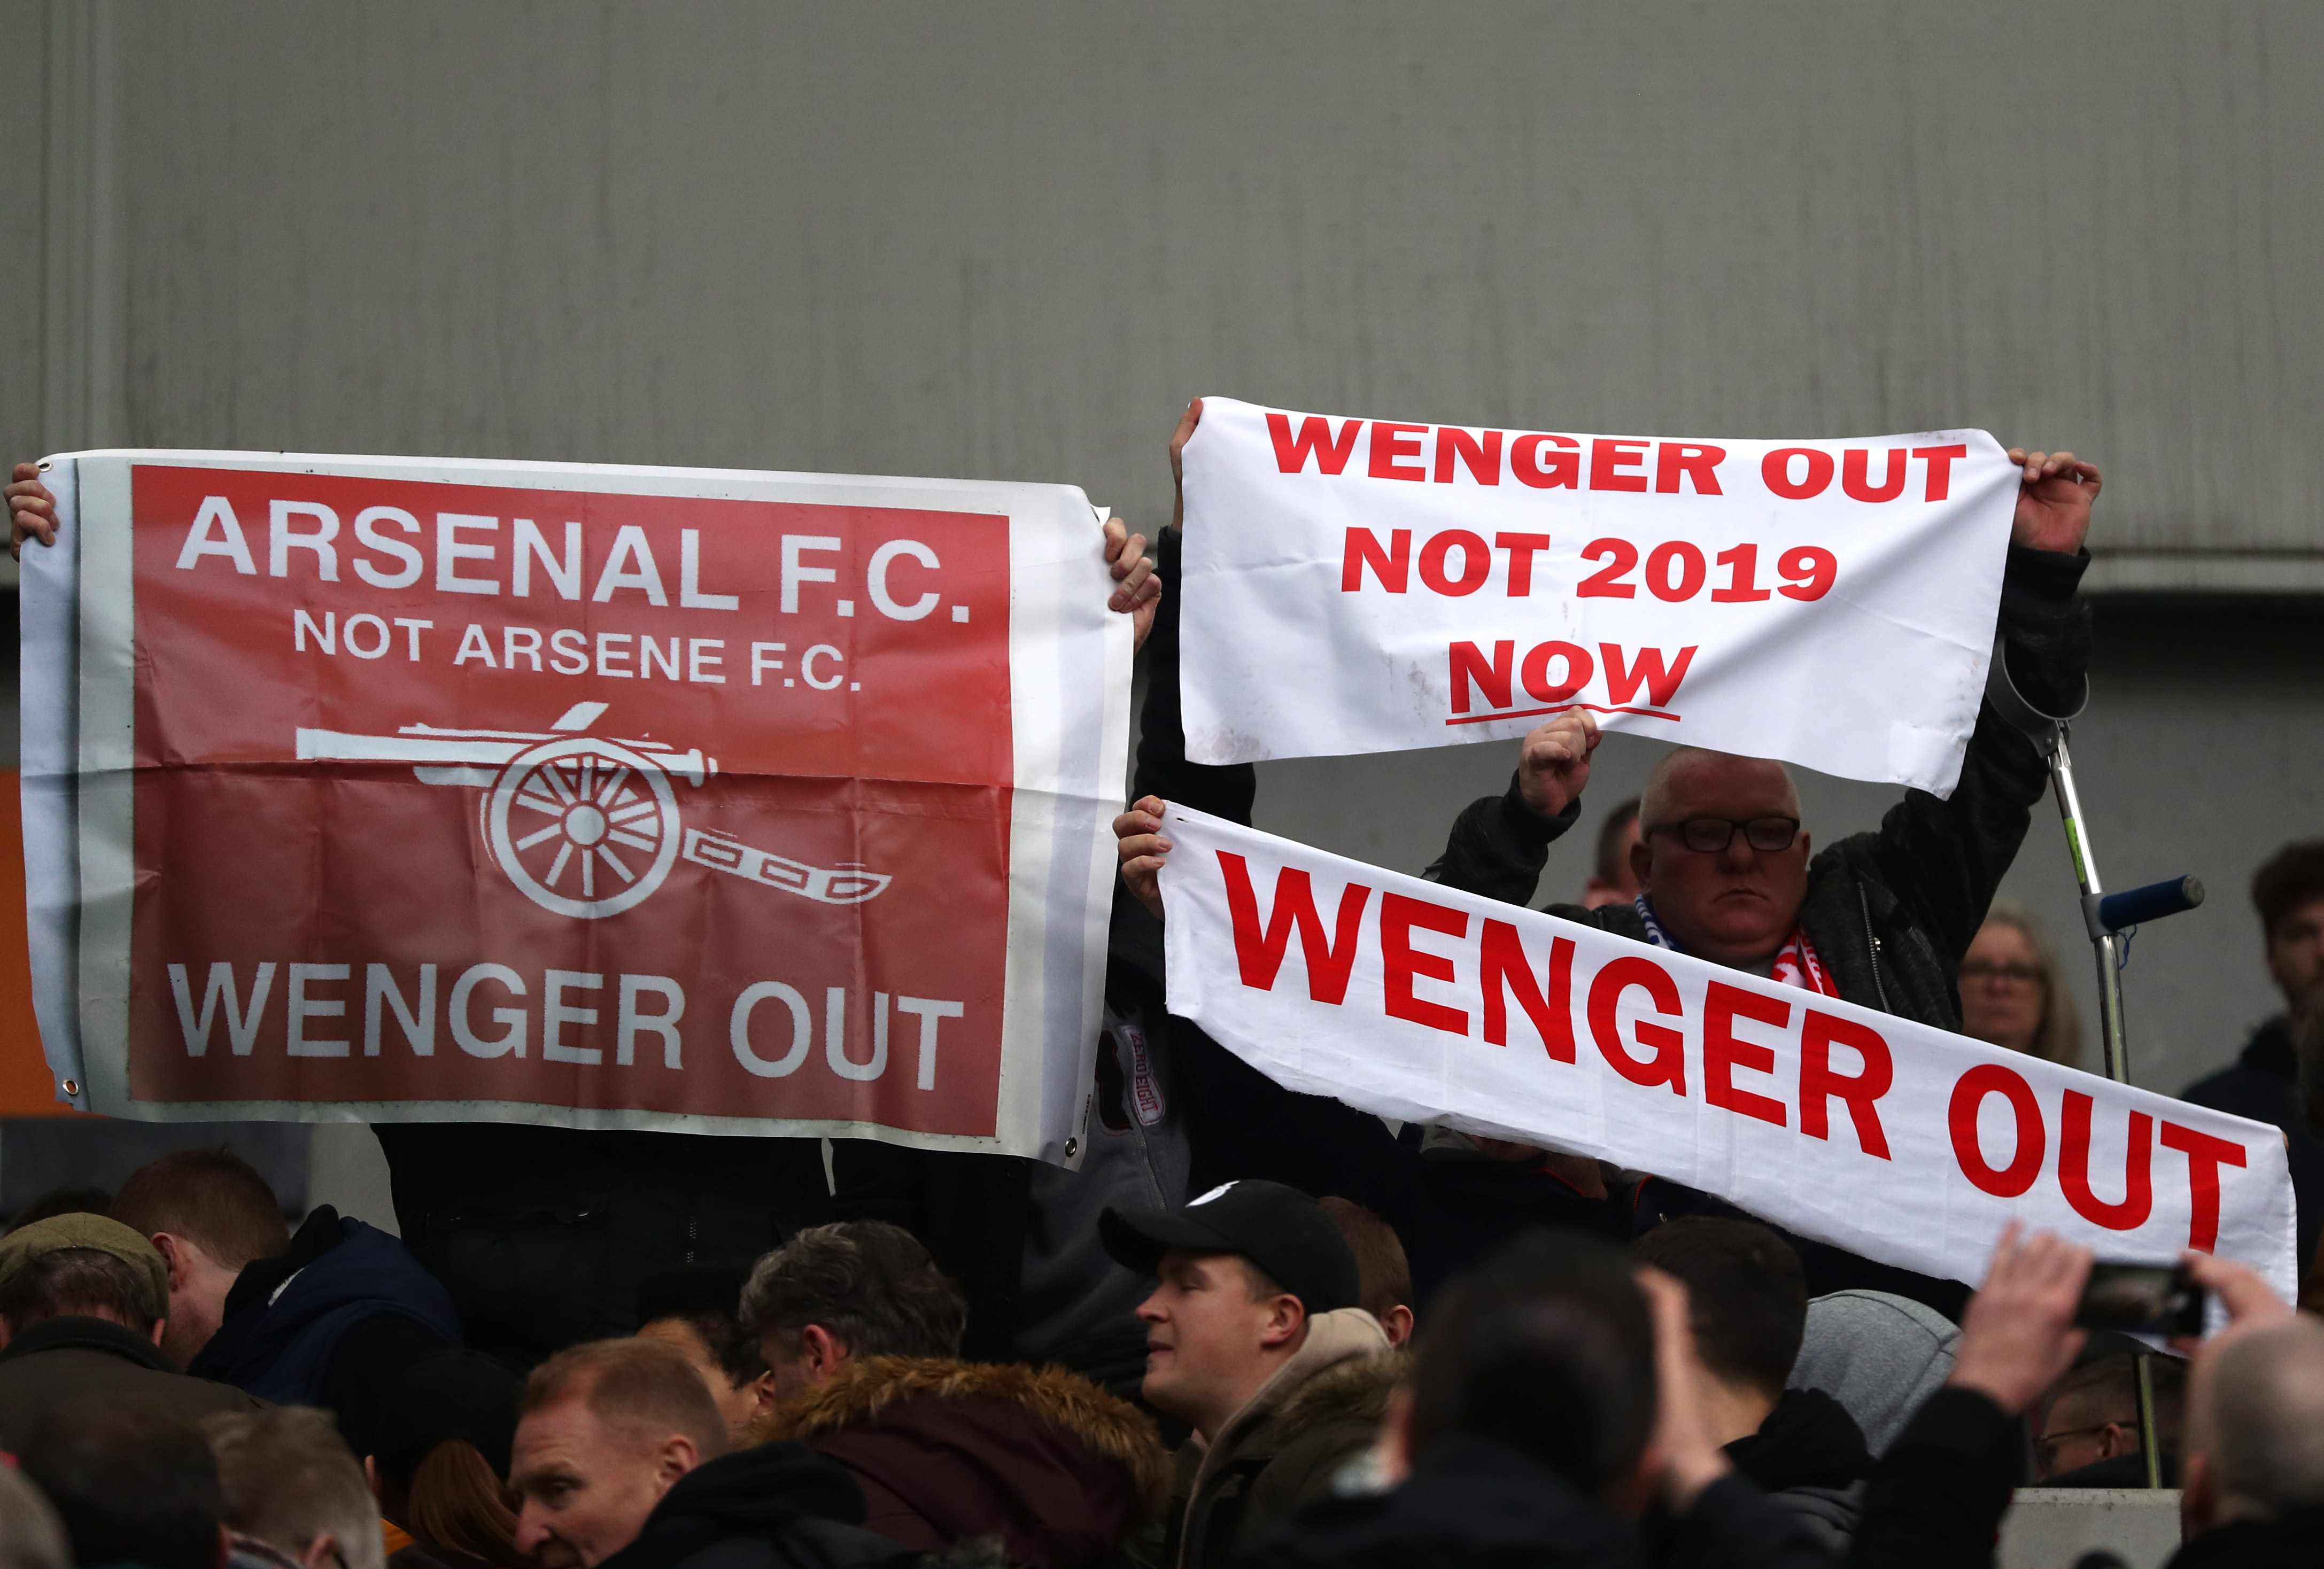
[1158,806,2299,1300]
[21,450,1130,1163]
[1179,397,2018,796]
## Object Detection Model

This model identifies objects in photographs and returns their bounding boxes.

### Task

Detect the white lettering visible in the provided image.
[269,501,341,580]
[802,644,846,690]
[167,962,275,1057]
[365,964,437,1057]
[781,535,842,612]
[869,539,941,620]
[176,496,258,574]
[514,519,583,599]
[593,525,668,604]
[286,963,351,1057]
[896,997,965,1090]
[543,970,603,1064]
[353,506,424,588]
[619,976,685,1068]
[437,514,500,594]
[732,981,811,1077]
[680,530,739,610]
[450,964,526,1058]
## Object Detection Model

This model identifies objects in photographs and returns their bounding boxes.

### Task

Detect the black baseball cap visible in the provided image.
[1101,1179,1361,1314]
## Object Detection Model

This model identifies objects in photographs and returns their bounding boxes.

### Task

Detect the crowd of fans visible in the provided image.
[4,411,2323,1567]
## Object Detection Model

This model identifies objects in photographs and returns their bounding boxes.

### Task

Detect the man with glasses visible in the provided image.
[1424,445,2100,1034]
[1413,448,2100,1316]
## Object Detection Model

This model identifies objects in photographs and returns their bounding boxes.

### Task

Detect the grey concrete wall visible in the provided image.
[6,0,2321,1100]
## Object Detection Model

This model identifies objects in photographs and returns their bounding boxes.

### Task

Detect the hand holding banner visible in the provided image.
[22,451,1130,1161]
[1157,804,2298,1301]
[1178,397,2019,795]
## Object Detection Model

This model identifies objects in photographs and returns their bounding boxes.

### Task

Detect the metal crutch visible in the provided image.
[1987,648,2205,1490]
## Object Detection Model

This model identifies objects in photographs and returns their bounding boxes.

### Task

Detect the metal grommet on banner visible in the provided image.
[1065,1137,1079,1158]
[59,1078,79,1096]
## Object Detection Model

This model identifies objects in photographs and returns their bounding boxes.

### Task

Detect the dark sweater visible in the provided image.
[2181,1016,2324,1284]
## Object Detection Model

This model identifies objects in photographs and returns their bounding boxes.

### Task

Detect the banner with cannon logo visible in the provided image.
[18,452,1132,1162]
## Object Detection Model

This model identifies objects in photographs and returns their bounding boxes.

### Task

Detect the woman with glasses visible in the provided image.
[1957,902,2082,1068]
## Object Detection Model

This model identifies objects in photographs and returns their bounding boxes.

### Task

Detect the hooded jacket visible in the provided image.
[189,1205,461,1453]
[1719,1389,1872,1552]
[756,1356,1170,1569]
[1167,1308,1395,1569]
[596,1441,921,1569]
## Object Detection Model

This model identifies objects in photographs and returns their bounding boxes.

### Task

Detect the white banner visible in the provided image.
[1158,805,2299,1300]
[1179,397,2018,795]
[21,450,1131,1164]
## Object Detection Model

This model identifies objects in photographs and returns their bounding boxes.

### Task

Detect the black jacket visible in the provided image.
[1243,1385,2020,1569]
[1718,1389,1872,1555]
[1423,543,2091,1034]
[2167,1506,2324,1568]
[377,1122,831,1366]
[2181,1016,2324,1282]
[597,1442,923,1569]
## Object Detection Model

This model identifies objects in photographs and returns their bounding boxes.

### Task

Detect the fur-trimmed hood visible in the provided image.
[1271,1348,1408,1436]
[751,1356,1171,1568]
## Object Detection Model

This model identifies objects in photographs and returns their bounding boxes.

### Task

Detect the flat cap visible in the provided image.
[0,1212,169,1319]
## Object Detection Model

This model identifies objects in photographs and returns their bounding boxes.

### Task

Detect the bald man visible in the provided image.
[1412,447,2100,1033]
[2172,1267,2321,1565]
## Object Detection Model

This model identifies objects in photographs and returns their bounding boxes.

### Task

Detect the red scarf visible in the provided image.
[1636,896,1841,998]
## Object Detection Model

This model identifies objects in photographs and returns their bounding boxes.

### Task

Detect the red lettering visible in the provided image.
[1656,442,1726,495]
[1449,640,1514,714]
[1512,433,1579,489]
[1912,444,1967,501]
[2059,1090,2154,1231]
[1521,641,1593,704]
[1267,412,1363,475]
[1368,422,1428,481]
[1418,530,1492,596]
[1703,982,1788,1127]
[1382,893,1469,1035]
[1342,527,1411,592]
[1479,922,1575,1061]
[1434,427,1502,486]
[1217,851,1371,1005]
[1590,438,1650,492]
[1949,1063,2045,1197]
[1599,643,1696,709]
[2160,1121,2248,1253]
[1711,542,1771,602]
[1495,532,1551,596]
[1645,541,1707,602]
[1762,448,1834,500]
[1842,447,1908,502]
[1587,956,1686,1094]
[1799,1011,1894,1159]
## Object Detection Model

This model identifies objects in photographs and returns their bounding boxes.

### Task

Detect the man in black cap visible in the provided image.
[1101,1179,1394,1569]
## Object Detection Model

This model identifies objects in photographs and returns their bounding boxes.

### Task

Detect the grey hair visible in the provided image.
[203,1408,385,1569]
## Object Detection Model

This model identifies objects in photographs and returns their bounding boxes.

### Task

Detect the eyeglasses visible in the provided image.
[1960,960,2044,986]
[1645,815,1801,854]
[2034,1422,2123,1472]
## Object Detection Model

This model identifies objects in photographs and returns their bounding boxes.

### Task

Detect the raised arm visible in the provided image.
[1422,710,1598,905]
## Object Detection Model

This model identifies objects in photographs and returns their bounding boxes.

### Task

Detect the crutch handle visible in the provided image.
[2093,876,2205,935]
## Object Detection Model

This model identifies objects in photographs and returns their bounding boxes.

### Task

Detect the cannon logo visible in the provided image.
[294,700,893,920]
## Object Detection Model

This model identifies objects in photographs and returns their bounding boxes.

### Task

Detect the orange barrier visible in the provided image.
[0,770,82,1116]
